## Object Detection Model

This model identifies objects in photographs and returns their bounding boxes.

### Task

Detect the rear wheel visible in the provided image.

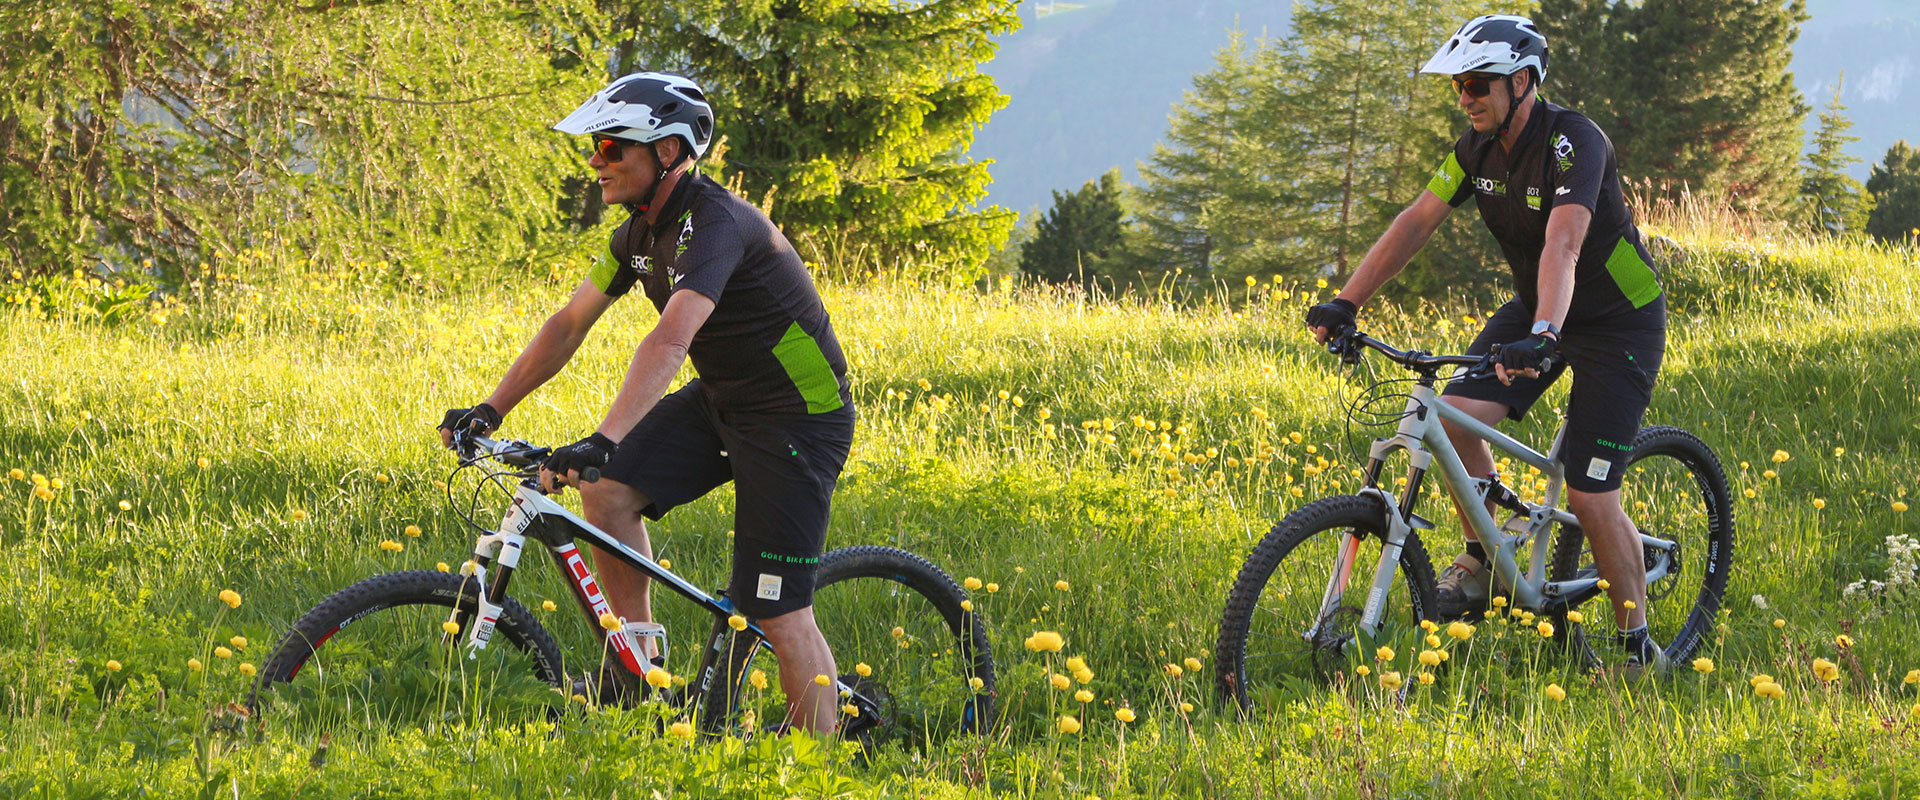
[699,546,995,749]
[251,571,566,726]
[1216,494,1439,711]
[1550,425,1734,667]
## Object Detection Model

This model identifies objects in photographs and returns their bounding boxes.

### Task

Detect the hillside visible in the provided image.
[3,223,1917,795]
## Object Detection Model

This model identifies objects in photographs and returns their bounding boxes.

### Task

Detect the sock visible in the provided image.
[1464,541,1487,564]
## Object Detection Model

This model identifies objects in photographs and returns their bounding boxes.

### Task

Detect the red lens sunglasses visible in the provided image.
[592,136,646,163]
[1451,74,1497,99]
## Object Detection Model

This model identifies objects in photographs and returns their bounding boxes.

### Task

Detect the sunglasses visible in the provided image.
[1450,74,1499,99]
[591,136,648,163]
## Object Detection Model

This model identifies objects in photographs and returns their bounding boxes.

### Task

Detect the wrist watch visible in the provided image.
[1530,319,1560,341]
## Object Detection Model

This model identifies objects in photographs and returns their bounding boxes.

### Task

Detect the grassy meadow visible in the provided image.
[3,220,1919,797]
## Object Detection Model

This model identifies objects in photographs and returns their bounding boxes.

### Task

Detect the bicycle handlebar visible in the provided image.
[452,431,600,484]
[1326,328,1556,379]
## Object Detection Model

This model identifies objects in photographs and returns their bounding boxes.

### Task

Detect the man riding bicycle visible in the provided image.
[439,72,857,729]
[1305,16,1669,672]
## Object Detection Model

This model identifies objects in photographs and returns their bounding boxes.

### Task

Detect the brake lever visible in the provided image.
[1327,328,1362,365]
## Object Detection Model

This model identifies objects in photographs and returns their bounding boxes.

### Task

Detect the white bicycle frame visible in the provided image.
[1319,378,1678,641]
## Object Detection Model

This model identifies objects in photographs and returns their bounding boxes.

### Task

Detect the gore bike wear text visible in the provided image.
[1425,99,1662,326]
[590,173,852,416]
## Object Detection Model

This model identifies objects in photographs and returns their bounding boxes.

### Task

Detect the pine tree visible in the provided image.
[1534,0,1622,122]
[1128,30,1265,288]
[1606,0,1810,216]
[1129,1,1508,292]
[1798,77,1873,236]
[1019,170,1128,285]
[1865,140,1920,243]
[628,0,1021,283]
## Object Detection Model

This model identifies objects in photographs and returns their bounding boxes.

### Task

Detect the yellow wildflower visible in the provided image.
[1025,631,1065,652]
[1074,689,1094,703]
[1051,673,1072,690]
[963,577,983,591]
[855,662,872,677]
[813,673,832,687]
[219,589,242,609]
[1691,657,1714,674]
[442,621,460,634]
[106,660,123,672]
[727,614,748,631]
[1115,708,1136,722]
[647,669,673,689]
[1545,683,1567,701]
[1056,715,1082,735]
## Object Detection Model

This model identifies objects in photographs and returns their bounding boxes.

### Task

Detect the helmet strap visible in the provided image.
[636,143,677,216]
[1496,74,1521,139]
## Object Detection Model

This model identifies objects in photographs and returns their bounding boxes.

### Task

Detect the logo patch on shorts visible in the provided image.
[756,573,783,601]
[1586,457,1612,481]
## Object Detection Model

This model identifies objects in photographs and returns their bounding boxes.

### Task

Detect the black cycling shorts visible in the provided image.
[600,380,855,618]
[1441,298,1665,493]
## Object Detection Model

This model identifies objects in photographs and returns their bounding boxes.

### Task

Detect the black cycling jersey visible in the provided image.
[590,172,852,416]
[1426,98,1662,327]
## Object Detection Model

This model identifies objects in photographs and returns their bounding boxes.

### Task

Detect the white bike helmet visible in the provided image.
[554,72,715,159]
[1421,15,1549,136]
[1420,15,1548,82]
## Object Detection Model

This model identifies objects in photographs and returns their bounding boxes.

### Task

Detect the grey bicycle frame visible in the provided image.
[1328,378,1677,639]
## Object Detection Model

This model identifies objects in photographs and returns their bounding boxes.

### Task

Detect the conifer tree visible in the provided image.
[1865,140,1920,243]
[1798,78,1873,236]
[1128,0,1507,292]
[628,0,1021,283]
[1605,0,1810,216]
[1019,170,1128,285]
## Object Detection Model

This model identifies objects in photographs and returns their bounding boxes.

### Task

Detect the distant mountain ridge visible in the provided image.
[972,0,1918,215]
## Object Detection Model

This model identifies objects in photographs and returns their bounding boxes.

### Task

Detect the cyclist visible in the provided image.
[439,72,857,729]
[1304,16,1669,673]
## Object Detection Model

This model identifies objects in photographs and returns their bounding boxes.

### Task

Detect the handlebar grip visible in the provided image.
[580,467,601,483]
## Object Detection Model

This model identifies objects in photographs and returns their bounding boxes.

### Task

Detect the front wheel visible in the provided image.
[250,570,566,725]
[699,545,995,749]
[1550,425,1735,667]
[1216,494,1439,711]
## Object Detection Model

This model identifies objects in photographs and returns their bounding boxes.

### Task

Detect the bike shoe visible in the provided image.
[1620,632,1671,681]
[1433,552,1494,620]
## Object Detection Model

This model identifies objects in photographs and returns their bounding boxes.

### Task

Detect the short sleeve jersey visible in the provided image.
[588,173,852,416]
[1425,99,1663,326]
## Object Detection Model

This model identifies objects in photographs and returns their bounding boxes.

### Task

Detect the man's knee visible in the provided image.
[755,605,819,639]
[1566,487,1620,520]
[579,478,649,522]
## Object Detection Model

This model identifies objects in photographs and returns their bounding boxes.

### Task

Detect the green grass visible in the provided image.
[3,229,1919,797]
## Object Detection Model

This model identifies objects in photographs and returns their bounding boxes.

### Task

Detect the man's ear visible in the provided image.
[654,137,683,168]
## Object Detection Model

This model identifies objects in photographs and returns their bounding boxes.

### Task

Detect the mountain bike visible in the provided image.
[250,430,995,748]
[1215,329,1732,709]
